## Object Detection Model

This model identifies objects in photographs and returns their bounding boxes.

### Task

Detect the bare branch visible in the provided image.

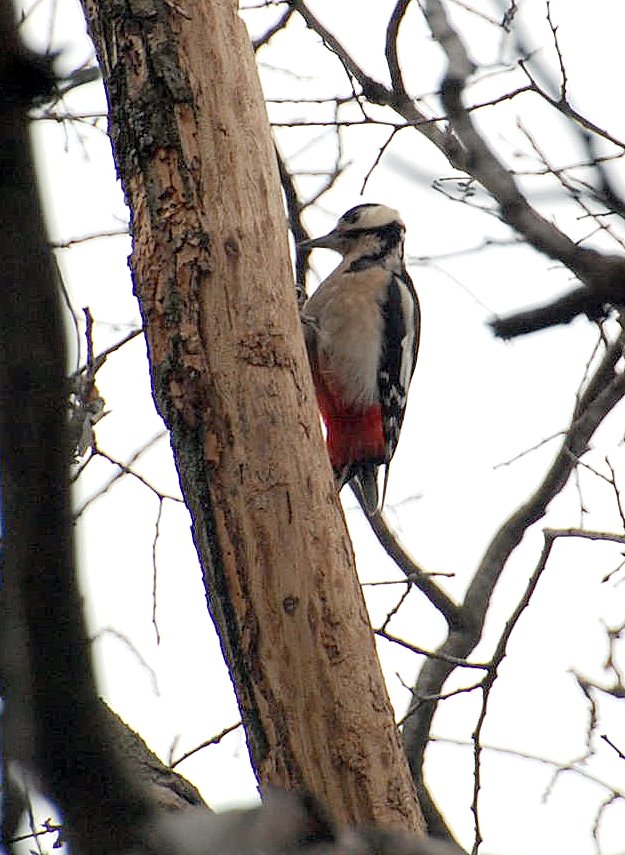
[493,429,564,470]
[545,2,567,102]
[490,289,612,339]
[420,0,625,337]
[91,628,159,696]
[402,329,625,835]
[375,629,489,670]
[543,527,625,545]
[288,0,468,168]
[277,146,308,306]
[51,227,129,248]
[601,734,625,762]
[253,7,293,51]
[519,59,625,151]
[380,582,413,632]
[584,135,625,222]
[351,486,462,626]
[169,722,243,770]
[429,735,625,796]
[151,500,165,644]
[287,0,391,105]
[386,0,411,99]
[470,532,556,853]
[73,430,172,516]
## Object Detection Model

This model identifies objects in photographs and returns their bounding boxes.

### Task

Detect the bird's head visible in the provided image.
[299,204,406,267]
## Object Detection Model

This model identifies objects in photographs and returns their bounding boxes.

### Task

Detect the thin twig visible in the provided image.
[169,722,243,769]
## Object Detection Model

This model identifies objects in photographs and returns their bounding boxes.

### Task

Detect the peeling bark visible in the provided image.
[80,0,424,833]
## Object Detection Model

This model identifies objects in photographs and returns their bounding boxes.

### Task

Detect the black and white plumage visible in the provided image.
[301,203,420,515]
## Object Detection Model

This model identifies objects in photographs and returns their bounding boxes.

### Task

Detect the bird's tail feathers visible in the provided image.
[352,464,380,517]
[335,463,387,517]
[380,462,391,511]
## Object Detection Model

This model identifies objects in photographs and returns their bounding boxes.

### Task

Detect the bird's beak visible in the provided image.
[298,229,343,251]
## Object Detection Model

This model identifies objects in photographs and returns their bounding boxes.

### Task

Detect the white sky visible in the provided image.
[14,1,625,853]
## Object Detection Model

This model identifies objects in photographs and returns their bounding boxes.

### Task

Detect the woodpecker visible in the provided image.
[301,203,420,515]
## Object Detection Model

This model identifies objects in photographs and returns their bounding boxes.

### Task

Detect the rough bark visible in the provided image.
[101,703,208,813]
[80,0,424,833]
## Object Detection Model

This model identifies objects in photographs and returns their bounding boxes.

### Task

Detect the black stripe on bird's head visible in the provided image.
[299,204,406,260]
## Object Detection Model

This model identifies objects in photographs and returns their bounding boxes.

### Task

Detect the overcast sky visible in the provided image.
[15,1,625,853]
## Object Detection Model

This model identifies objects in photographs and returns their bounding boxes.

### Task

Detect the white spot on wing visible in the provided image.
[396,275,417,394]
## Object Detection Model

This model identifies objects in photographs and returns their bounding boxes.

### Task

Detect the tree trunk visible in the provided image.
[80,0,424,832]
